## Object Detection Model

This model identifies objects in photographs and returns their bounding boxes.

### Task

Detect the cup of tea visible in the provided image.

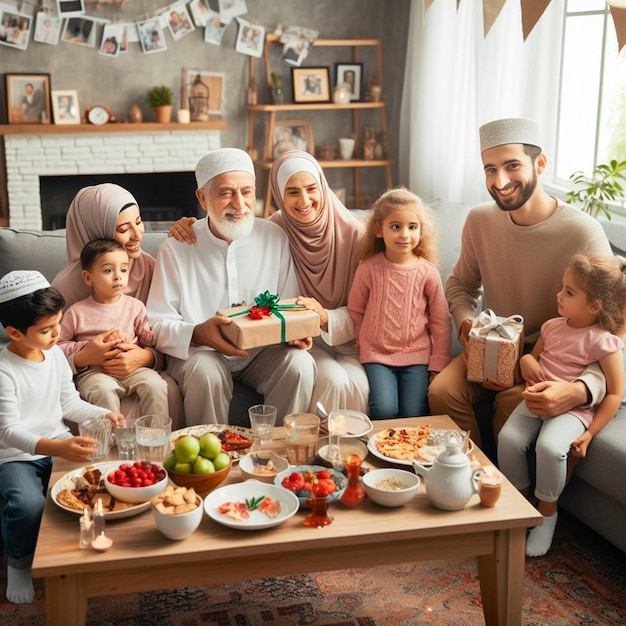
[476,467,503,508]
[284,413,320,465]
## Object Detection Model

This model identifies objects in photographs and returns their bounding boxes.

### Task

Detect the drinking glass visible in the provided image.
[115,420,137,461]
[284,413,320,465]
[134,415,172,463]
[78,417,112,461]
[248,404,277,446]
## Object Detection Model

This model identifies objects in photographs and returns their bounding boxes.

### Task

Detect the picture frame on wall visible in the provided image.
[269,119,314,159]
[0,10,33,51]
[291,67,330,104]
[181,68,225,116]
[51,89,81,125]
[334,62,363,102]
[5,73,51,124]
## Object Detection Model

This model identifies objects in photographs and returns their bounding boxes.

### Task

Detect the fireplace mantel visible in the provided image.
[0,121,226,135]
[1,122,226,229]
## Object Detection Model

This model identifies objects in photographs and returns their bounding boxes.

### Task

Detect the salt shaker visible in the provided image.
[79,508,94,549]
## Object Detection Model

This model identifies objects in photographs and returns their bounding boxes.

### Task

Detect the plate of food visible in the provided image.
[170,424,257,462]
[367,426,473,466]
[204,480,299,530]
[51,462,152,519]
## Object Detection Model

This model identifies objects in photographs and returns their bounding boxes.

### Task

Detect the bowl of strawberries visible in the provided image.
[274,465,347,507]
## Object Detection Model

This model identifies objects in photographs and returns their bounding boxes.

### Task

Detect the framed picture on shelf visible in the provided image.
[269,119,314,159]
[291,67,330,103]
[5,73,51,124]
[181,68,225,116]
[334,62,363,101]
[51,89,81,124]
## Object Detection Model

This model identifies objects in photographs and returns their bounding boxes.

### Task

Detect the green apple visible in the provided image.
[213,451,231,471]
[199,432,222,460]
[193,456,215,474]
[174,462,193,474]
[174,435,200,463]
[163,454,177,471]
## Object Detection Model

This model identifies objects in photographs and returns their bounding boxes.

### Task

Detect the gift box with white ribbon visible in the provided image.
[466,309,524,387]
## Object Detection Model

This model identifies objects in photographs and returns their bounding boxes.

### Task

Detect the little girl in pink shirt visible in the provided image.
[498,252,626,557]
[347,187,451,419]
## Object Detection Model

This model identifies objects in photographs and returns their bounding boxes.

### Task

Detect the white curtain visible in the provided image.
[399,0,565,208]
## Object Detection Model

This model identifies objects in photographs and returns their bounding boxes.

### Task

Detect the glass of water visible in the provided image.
[134,415,172,463]
[115,419,137,461]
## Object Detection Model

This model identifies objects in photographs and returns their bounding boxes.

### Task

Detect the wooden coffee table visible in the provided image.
[33,415,541,626]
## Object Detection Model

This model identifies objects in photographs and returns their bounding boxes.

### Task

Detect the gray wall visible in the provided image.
[0,0,411,210]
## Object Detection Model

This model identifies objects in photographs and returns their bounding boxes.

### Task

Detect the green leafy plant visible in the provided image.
[566,159,626,220]
[270,72,282,89]
[147,85,173,107]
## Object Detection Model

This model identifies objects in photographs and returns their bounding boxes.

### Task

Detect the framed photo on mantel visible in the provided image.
[5,73,51,124]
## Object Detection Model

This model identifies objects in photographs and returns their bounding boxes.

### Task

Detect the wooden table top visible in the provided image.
[33,415,541,579]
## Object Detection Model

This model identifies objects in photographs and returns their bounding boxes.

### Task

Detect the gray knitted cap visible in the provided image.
[0,270,50,303]
[479,117,542,153]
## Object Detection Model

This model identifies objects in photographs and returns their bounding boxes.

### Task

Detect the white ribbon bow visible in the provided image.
[473,309,524,341]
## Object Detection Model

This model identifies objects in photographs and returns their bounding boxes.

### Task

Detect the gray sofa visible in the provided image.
[1,208,625,552]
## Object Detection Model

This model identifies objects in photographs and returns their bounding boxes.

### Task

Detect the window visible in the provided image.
[554,0,626,187]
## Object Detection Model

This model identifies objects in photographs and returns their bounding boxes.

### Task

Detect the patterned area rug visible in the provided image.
[1,511,625,625]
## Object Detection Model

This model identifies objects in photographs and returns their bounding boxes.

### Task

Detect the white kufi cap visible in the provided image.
[479,117,542,153]
[0,270,50,303]
[195,148,255,188]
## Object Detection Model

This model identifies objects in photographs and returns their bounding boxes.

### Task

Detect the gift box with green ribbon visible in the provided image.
[217,291,321,350]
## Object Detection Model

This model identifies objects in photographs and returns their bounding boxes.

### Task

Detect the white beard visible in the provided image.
[211,210,255,241]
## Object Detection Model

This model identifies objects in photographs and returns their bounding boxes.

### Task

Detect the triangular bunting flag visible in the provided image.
[521,0,551,41]
[483,0,507,37]
[609,3,626,53]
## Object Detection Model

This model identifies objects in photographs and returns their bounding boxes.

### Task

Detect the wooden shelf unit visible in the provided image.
[248,35,392,217]
[0,120,226,135]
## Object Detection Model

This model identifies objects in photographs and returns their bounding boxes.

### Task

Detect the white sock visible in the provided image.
[6,564,34,604]
[526,512,558,558]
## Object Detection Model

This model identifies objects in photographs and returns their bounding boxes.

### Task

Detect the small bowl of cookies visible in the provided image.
[151,485,203,540]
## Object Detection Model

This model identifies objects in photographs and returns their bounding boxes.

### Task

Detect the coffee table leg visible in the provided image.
[45,574,88,626]
[477,528,527,626]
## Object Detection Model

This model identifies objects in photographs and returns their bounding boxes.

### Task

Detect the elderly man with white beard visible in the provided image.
[147,148,316,425]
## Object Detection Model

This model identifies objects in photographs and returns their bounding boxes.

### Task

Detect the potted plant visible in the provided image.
[148,85,174,123]
[566,159,626,220]
[269,72,283,105]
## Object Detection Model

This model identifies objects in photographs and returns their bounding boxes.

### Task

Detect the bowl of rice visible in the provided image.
[362,468,420,507]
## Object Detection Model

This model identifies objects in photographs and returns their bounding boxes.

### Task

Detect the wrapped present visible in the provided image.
[466,309,524,387]
[217,291,321,350]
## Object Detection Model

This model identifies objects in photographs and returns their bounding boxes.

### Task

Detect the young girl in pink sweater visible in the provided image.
[347,188,451,419]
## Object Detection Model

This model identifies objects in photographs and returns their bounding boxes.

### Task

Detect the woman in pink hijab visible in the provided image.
[269,150,369,414]
[52,183,183,421]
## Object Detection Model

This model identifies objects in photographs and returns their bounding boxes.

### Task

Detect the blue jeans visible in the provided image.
[364,363,429,419]
[0,457,52,568]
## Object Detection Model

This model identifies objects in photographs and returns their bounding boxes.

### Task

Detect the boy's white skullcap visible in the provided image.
[0,270,50,303]
[479,117,542,153]
[195,148,255,188]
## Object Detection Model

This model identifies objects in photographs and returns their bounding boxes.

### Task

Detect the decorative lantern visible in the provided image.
[188,74,209,121]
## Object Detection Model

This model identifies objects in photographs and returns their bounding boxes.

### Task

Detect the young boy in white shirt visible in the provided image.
[0,270,122,604]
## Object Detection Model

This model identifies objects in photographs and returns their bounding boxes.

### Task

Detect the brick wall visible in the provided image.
[5,130,221,230]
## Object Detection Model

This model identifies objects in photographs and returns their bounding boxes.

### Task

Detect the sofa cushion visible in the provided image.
[573,411,626,506]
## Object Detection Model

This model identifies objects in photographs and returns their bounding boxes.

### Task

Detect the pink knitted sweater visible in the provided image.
[347,253,451,371]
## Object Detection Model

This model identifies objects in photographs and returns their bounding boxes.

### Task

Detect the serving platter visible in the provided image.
[51,461,151,519]
[170,424,258,462]
[367,429,474,467]
[204,480,299,530]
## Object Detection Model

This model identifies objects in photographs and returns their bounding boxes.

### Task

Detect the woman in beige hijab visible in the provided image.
[52,183,183,422]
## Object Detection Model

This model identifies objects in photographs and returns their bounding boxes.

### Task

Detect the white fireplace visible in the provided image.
[4,127,221,230]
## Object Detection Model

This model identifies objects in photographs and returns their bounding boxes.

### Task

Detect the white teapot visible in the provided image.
[412,436,481,511]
